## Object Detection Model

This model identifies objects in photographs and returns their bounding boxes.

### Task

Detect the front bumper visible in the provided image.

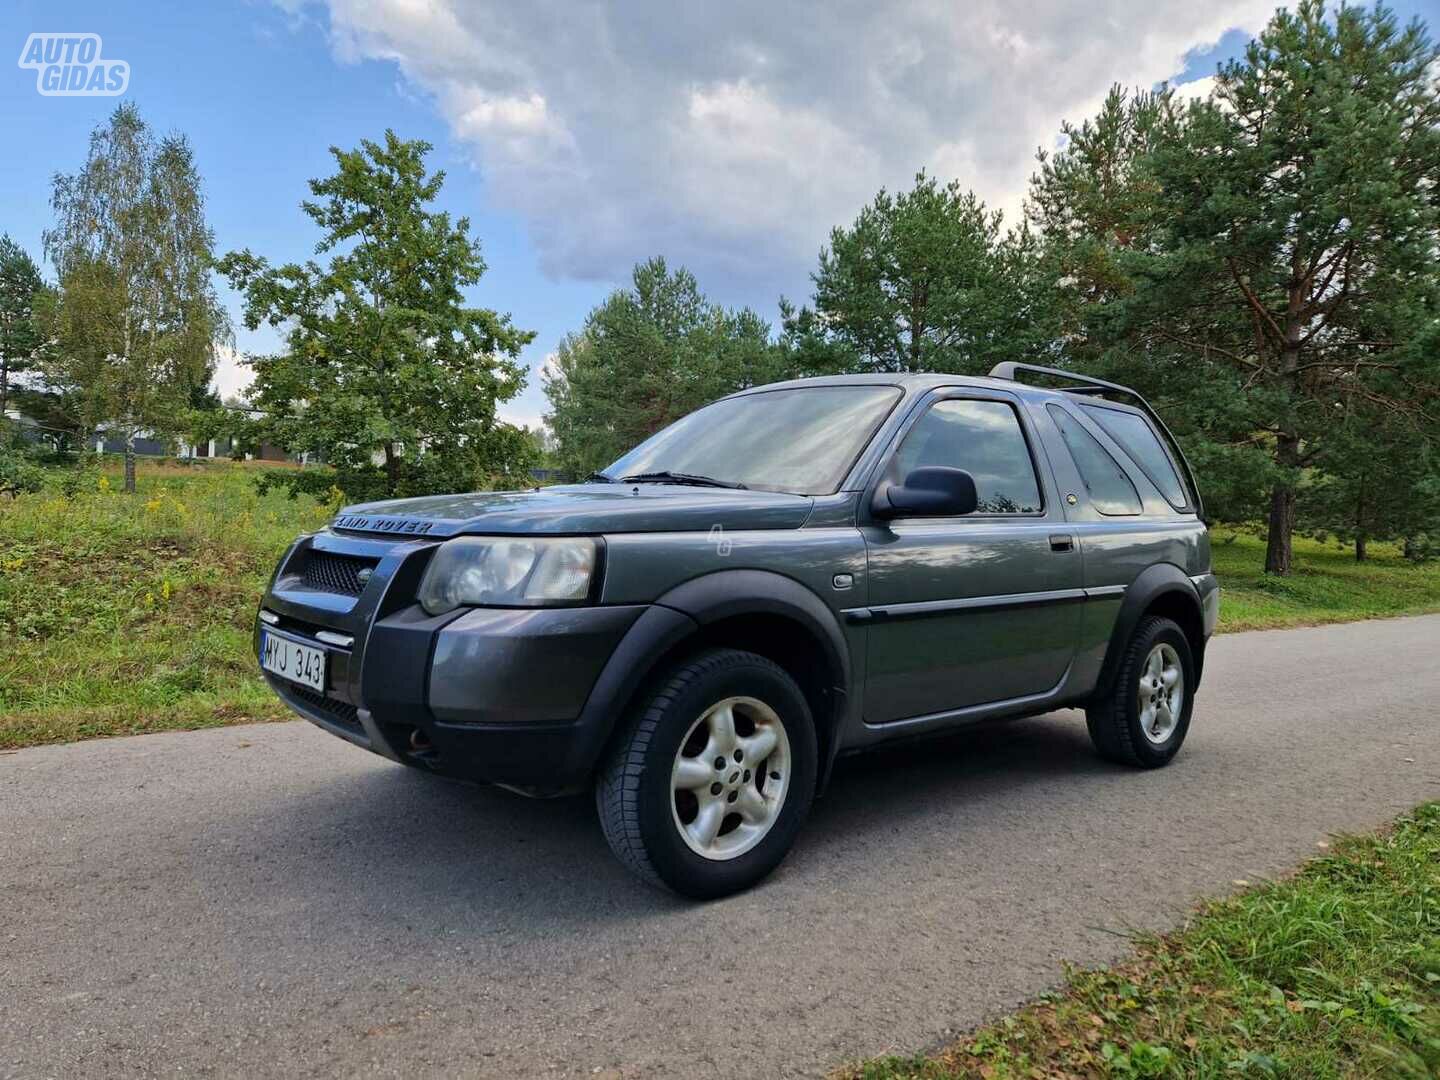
[258,530,644,792]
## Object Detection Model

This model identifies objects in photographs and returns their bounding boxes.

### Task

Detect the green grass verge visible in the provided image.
[3,462,1440,750]
[842,803,1440,1079]
[0,458,337,749]
[1210,527,1440,632]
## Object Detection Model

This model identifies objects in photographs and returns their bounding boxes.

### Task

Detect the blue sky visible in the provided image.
[1,1,607,426]
[3,0,1436,428]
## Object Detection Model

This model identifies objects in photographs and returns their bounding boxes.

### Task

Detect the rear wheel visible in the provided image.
[595,648,817,899]
[1086,615,1194,768]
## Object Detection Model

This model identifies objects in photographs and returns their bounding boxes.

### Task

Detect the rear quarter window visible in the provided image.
[1081,405,1190,509]
[1048,405,1142,515]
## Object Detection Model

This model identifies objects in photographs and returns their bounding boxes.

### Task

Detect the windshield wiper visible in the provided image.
[619,470,748,490]
[584,471,616,483]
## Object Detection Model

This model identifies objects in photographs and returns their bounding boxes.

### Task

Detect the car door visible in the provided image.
[859,390,1082,724]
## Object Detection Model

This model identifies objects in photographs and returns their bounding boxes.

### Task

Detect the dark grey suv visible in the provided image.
[257,364,1219,897]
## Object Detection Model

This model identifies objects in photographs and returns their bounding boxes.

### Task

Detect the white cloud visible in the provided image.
[451,90,563,140]
[496,403,546,431]
[1172,74,1220,103]
[537,350,562,383]
[299,0,1273,300]
[210,343,253,401]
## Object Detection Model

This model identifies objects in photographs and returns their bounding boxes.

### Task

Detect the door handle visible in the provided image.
[1049,534,1074,553]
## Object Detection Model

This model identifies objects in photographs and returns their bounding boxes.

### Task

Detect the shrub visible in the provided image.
[0,446,46,498]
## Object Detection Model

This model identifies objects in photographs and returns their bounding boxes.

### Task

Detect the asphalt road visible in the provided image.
[4,615,1439,1079]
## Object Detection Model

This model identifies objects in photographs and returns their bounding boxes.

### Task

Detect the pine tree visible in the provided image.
[1029,5,1440,573]
[544,257,786,478]
[800,172,1055,375]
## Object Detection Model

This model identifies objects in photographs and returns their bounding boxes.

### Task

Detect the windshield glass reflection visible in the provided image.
[605,386,901,495]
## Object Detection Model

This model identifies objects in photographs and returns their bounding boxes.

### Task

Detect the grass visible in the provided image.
[840,803,1440,1080]
[1210,526,1440,632]
[2,461,1439,750]
[0,457,338,749]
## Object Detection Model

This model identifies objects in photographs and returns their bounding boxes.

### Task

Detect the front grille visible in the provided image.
[299,550,378,597]
[282,682,363,733]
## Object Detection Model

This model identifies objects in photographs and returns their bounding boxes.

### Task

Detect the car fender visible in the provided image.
[1094,562,1205,699]
[573,569,853,787]
[655,570,851,684]
[656,569,854,788]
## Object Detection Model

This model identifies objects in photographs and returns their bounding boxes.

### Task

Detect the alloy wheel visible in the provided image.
[1137,642,1184,744]
[670,696,791,860]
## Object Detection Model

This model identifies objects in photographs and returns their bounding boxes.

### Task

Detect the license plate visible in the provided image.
[260,629,326,692]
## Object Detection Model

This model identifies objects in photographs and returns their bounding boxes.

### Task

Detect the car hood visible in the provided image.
[330,483,816,538]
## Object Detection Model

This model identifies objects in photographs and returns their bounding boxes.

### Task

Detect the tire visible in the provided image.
[1085,615,1195,768]
[595,648,818,899]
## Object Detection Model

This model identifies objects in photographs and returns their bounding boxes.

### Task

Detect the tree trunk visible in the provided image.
[1264,483,1294,574]
[906,284,926,372]
[1263,253,1311,578]
[124,431,137,494]
[383,442,399,497]
[0,359,9,419]
[1264,433,1300,575]
[1354,473,1368,562]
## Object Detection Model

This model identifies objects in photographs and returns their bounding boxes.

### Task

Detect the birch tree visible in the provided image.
[43,103,225,491]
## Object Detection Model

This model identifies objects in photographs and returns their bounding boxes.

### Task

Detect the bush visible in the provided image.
[252,446,538,506]
[0,455,45,498]
[253,465,395,505]
[54,458,100,499]
[1402,534,1439,564]
[0,440,47,498]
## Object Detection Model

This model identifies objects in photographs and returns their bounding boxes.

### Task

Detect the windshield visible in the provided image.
[603,385,902,495]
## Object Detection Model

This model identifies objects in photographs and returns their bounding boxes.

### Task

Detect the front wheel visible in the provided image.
[1085,615,1195,768]
[595,648,817,899]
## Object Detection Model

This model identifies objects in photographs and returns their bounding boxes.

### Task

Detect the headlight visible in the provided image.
[418,536,598,615]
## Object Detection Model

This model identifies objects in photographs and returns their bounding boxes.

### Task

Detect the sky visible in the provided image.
[3,0,1437,431]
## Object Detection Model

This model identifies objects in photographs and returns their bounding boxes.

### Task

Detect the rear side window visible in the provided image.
[894,399,1042,513]
[1047,405,1142,515]
[1082,405,1189,508]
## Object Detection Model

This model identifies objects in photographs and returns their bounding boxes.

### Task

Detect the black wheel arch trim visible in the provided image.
[1094,563,1207,699]
[574,569,854,792]
[566,604,700,782]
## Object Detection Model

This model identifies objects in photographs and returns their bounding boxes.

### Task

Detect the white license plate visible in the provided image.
[260,629,326,692]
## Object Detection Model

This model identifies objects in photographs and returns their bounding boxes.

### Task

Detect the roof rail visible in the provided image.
[988,362,1204,518]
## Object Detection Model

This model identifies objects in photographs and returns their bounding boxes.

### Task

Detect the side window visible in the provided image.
[1082,405,1189,508]
[893,399,1042,514]
[1047,405,1142,515]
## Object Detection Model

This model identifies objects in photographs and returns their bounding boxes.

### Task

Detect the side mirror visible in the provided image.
[873,466,979,519]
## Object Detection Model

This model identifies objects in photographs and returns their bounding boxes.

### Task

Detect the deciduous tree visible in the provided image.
[0,235,43,421]
[220,131,535,498]
[42,104,226,491]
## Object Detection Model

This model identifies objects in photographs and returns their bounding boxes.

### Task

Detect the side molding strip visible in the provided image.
[844,584,1127,624]
[1085,584,1127,599]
